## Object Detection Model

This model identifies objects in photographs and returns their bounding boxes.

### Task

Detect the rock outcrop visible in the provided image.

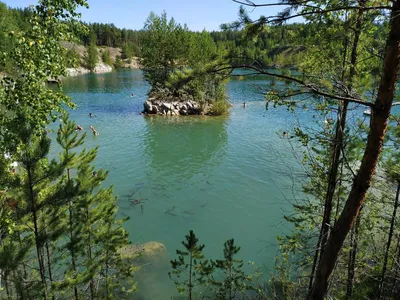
[65,67,90,77]
[119,241,167,263]
[65,62,112,77]
[93,62,113,74]
[143,98,212,116]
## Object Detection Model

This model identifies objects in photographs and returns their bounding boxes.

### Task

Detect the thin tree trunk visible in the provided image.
[105,248,110,298]
[307,3,363,295]
[390,239,400,297]
[379,182,400,299]
[87,208,95,300]
[45,239,56,300]
[396,239,400,298]
[345,209,362,300]
[66,167,79,300]
[69,201,79,300]
[334,160,345,224]
[18,229,29,300]
[5,271,10,300]
[45,240,53,284]
[27,163,48,299]
[310,1,400,298]
[189,253,193,300]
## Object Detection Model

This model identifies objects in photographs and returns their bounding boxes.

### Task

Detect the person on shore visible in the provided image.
[90,125,99,136]
[76,124,83,131]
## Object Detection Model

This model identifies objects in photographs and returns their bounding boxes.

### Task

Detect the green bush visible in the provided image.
[65,48,80,68]
[101,49,112,66]
[114,56,125,68]
[210,99,229,116]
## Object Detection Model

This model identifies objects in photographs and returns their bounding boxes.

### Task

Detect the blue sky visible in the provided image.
[4,0,283,31]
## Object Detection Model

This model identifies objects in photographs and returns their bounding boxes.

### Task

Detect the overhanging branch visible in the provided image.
[213,64,374,107]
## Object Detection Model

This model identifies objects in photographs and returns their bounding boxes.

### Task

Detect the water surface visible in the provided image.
[54,69,345,299]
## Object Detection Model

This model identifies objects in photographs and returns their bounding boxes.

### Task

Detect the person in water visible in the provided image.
[76,125,83,131]
[243,102,246,108]
[90,125,99,136]
[89,112,93,118]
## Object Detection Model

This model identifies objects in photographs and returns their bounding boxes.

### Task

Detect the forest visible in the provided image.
[0,1,310,72]
[0,0,400,299]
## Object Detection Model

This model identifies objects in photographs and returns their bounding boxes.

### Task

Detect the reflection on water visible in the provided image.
[62,70,145,94]
[144,115,228,182]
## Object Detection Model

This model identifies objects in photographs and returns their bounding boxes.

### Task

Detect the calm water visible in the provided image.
[50,69,369,299]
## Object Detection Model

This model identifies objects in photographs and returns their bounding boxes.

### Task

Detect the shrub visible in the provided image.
[101,49,112,66]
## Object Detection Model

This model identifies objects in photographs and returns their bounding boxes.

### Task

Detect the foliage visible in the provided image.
[140,12,230,114]
[0,0,136,298]
[101,49,112,66]
[169,230,211,298]
[86,32,98,71]
[140,11,189,88]
[65,47,80,68]
[0,0,88,149]
[226,0,399,299]
[209,239,248,299]
[114,55,125,68]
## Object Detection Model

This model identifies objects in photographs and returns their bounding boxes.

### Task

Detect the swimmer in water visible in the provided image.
[243,102,246,108]
[76,125,83,131]
[90,125,99,136]
[89,112,93,118]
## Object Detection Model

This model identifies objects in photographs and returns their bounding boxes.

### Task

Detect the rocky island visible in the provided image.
[140,13,230,116]
[143,98,213,116]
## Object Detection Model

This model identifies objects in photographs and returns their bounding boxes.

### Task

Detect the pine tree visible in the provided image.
[55,113,136,299]
[14,128,67,299]
[210,239,248,300]
[55,112,88,298]
[86,32,98,71]
[169,230,210,299]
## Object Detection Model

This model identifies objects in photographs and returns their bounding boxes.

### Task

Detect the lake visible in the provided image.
[54,69,370,299]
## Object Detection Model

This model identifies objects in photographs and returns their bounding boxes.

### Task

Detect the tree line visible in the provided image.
[1,1,333,71]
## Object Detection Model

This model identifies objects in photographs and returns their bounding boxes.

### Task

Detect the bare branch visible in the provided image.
[213,64,374,107]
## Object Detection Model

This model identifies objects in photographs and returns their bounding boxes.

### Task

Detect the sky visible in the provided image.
[4,0,283,31]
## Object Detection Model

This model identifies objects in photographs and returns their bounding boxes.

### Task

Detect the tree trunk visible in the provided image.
[379,182,400,299]
[27,163,48,299]
[45,239,56,300]
[189,253,193,300]
[87,208,95,300]
[345,209,362,300]
[45,240,53,285]
[310,1,400,298]
[308,3,363,295]
[69,201,79,300]
[66,167,79,300]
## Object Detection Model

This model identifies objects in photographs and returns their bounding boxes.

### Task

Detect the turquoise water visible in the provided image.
[53,69,350,299]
